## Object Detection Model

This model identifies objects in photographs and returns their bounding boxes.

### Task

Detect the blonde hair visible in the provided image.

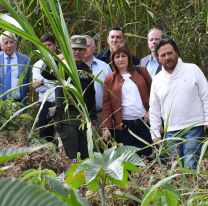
[83,35,95,47]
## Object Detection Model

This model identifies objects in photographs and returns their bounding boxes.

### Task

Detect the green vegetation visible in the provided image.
[0,0,208,205]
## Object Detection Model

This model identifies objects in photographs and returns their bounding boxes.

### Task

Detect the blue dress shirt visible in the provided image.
[146,56,160,78]
[90,56,112,111]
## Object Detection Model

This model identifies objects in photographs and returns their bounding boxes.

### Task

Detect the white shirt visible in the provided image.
[149,58,208,139]
[121,73,146,120]
[32,59,55,102]
[4,52,21,99]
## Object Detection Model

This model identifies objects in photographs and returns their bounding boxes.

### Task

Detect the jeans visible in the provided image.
[166,126,204,169]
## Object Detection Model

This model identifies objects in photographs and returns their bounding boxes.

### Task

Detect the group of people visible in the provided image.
[0,26,208,169]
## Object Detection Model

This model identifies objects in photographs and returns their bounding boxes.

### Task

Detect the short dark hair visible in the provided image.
[40,34,56,44]
[155,38,180,57]
[110,44,133,73]
[108,26,124,35]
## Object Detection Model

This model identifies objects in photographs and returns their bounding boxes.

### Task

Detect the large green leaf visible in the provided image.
[0,144,50,164]
[65,163,86,189]
[72,146,142,186]
[67,189,90,206]
[73,159,101,184]
[45,176,68,196]
[112,146,143,166]
[105,158,123,180]
[141,174,180,206]
[0,178,68,206]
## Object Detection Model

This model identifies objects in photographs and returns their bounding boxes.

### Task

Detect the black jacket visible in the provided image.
[96,49,140,66]
[41,61,96,120]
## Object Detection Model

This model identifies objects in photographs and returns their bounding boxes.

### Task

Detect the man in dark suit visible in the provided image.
[140,28,165,78]
[0,31,30,103]
[96,27,140,66]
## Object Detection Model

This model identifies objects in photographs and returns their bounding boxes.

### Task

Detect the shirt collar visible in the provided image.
[4,52,16,60]
[148,54,157,62]
[162,57,182,78]
[92,56,98,65]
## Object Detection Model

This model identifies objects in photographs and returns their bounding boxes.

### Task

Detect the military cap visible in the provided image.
[70,35,87,49]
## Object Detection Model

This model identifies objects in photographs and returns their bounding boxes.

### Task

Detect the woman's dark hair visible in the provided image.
[155,38,180,57]
[110,44,133,73]
[40,34,56,44]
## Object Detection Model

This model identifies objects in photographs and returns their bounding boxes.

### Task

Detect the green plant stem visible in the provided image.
[100,174,107,206]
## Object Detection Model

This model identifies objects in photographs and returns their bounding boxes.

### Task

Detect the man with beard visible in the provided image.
[149,38,208,169]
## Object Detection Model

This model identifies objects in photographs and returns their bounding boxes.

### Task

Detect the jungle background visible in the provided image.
[1,0,208,73]
[0,0,208,206]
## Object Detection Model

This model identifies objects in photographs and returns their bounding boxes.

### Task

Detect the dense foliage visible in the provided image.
[0,0,208,205]
[1,0,207,73]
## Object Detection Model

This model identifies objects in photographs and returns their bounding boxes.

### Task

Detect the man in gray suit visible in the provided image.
[0,31,30,103]
[140,28,165,78]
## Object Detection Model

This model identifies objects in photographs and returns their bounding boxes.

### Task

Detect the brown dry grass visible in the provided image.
[1,128,208,205]
[0,128,71,178]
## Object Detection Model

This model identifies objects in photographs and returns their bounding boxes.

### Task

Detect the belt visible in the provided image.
[122,118,144,127]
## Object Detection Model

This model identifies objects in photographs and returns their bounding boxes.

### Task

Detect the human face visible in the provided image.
[107,30,124,52]
[84,38,95,60]
[157,43,178,73]
[114,52,129,74]
[1,36,17,56]
[43,41,57,53]
[148,29,162,55]
[72,48,86,62]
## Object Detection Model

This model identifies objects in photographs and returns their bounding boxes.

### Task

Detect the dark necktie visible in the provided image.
[4,56,12,92]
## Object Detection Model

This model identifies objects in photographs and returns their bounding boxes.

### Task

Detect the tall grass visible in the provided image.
[0,0,95,157]
[3,1,207,72]
[31,0,206,74]
[0,0,208,205]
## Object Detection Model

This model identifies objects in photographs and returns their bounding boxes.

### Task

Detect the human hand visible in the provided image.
[152,137,161,144]
[58,53,64,60]
[144,111,149,123]
[102,127,111,142]
[32,79,42,89]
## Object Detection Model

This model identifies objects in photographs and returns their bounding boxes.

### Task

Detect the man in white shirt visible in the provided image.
[32,34,56,142]
[83,35,112,126]
[149,38,208,168]
[140,28,165,78]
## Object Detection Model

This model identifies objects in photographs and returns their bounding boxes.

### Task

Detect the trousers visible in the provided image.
[113,118,153,156]
[166,126,204,169]
[57,108,88,159]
